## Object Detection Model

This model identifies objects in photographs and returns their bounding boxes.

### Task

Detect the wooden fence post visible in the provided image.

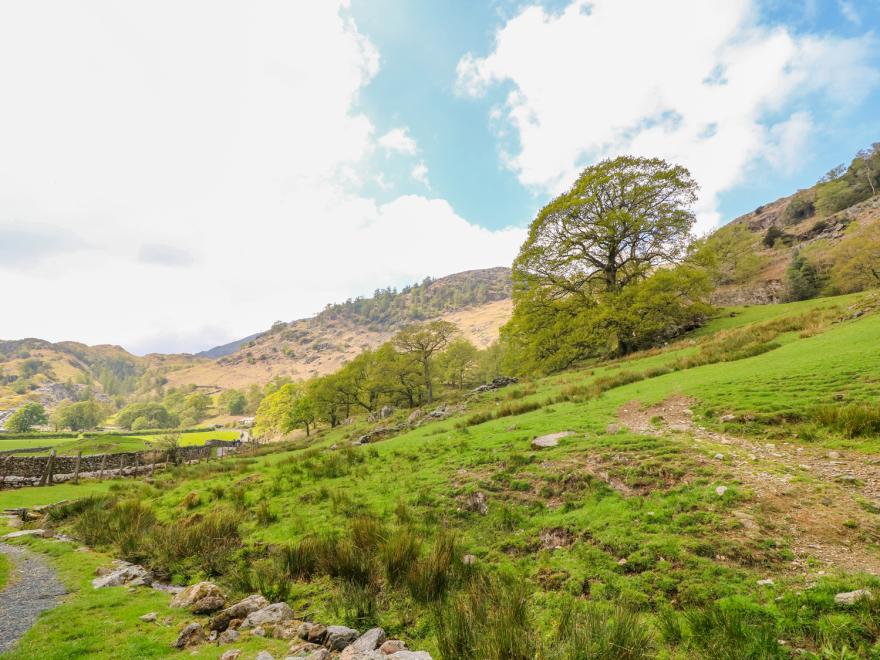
[73,450,82,484]
[119,454,126,477]
[38,450,56,486]
[99,453,107,479]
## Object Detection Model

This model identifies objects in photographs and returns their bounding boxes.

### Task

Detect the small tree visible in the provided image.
[786,252,819,301]
[218,389,246,415]
[254,383,317,437]
[439,338,479,389]
[5,403,48,432]
[393,320,459,402]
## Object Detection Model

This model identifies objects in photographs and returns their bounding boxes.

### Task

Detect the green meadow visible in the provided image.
[2,294,880,658]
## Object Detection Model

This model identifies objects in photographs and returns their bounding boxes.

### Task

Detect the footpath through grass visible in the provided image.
[2,293,880,658]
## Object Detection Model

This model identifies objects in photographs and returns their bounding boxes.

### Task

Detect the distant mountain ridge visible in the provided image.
[196,332,264,359]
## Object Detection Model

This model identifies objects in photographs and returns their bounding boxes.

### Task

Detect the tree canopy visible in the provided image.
[504,156,710,372]
[5,402,48,432]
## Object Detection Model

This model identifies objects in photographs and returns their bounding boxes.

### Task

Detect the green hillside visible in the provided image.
[3,292,880,658]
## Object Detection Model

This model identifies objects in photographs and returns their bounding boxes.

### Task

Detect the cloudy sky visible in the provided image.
[1,0,878,354]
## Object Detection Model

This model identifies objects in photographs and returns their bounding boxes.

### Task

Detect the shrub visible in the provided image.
[433,575,535,660]
[762,226,786,248]
[555,602,656,660]
[685,599,782,660]
[811,404,880,438]
[381,528,421,585]
[407,531,461,603]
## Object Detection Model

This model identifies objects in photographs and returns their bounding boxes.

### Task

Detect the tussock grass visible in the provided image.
[812,403,880,438]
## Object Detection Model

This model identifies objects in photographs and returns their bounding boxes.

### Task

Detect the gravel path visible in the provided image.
[0,543,65,654]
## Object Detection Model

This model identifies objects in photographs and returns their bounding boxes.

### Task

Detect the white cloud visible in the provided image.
[378,127,418,155]
[839,1,861,25]
[0,1,523,353]
[457,0,878,231]
[411,162,430,187]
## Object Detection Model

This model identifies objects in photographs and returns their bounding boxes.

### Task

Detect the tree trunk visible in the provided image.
[424,360,433,403]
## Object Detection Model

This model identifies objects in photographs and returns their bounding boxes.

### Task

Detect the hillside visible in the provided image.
[0,268,514,421]
[708,146,880,306]
[163,267,513,389]
[5,291,880,658]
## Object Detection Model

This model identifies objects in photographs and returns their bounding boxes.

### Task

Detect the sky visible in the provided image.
[1,0,878,355]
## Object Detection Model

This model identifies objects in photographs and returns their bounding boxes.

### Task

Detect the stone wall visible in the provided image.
[0,445,214,488]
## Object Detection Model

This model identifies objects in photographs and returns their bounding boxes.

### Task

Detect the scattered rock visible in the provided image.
[139,612,157,623]
[289,641,321,655]
[463,491,489,516]
[827,451,841,459]
[719,414,736,423]
[218,629,240,644]
[211,594,270,631]
[462,554,477,566]
[605,423,621,434]
[539,527,574,550]
[531,431,575,449]
[273,621,302,640]
[307,623,328,644]
[300,650,331,660]
[380,640,407,654]
[340,628,385,659]
[757,579,774,586]
[407,409,423,425]
[170,581,226,609]
[1,529,48,540]
[92,563,153,589]
[387,652,432,660]
[472,377,518,393]
[714,453,725,460]
[173,622,206,649]
[253,626,267,637]
[324,625,359,651]
[241,602,295,629]
[219,650,241,660]
[715,486,728,496]
[255,652,275,660]
[835,589,871,605]
[192,595,226,614]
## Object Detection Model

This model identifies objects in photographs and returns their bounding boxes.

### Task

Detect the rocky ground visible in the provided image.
[619,395,880,576]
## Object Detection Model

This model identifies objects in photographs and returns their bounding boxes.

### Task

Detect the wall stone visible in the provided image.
[0,445,214,488]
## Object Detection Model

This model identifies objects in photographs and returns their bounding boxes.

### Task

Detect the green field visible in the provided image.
[2,294,880,658]
[0,430,240,456]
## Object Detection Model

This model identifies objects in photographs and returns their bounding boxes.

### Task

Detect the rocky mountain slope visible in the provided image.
[0,268,513,415]
[164,267,513,389]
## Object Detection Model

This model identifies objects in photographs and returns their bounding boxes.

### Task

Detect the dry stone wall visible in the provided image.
[0,445,213,488]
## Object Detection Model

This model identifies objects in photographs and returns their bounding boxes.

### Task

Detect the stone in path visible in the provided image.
[0,543,65,653]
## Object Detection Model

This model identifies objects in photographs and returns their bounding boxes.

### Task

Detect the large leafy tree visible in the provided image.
[505,156,709,371]
[392,320,459,402]
[514,156,698,299]
[5,402,48,432]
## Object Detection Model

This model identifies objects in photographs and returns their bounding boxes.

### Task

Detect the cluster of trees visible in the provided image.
[314,270,511,329]
[501,156,714,374]
[50,400,110,432]
[254,321,500,437]
[814,144,880,217]
[5,402,48,432]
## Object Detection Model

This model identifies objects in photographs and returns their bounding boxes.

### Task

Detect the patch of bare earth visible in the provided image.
[619,395,880,575]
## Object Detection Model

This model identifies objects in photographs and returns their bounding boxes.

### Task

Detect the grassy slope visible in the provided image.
[2,293,880,657]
